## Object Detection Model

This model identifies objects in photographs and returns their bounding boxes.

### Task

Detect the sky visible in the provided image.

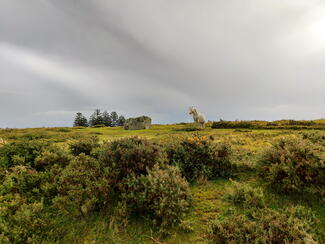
[0,0,324,128]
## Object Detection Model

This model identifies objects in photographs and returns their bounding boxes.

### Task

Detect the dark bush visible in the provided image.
[69,136,99,156]
[0,139,49,168]
[211,206,319,244]
[211,119,325,130]
[288,120,316,126]
[55,128,72,133]
[258,137,325,193]
[92,124,106,128]
[174,127,202,132]
[121,165,192,232]
[100,137,165,186]
[166,135,234,183]
[211,120,259,129]
[53,154,111,217]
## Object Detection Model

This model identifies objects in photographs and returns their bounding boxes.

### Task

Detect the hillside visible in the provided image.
[0,124,324,243]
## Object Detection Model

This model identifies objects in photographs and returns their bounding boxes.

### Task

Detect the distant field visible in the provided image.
[0,123,324,243]
[211,119,325,130]
[0,122,302,142]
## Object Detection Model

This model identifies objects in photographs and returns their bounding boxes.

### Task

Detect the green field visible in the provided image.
[0,124,324,243]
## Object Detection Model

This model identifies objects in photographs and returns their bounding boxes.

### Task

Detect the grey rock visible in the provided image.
[124,116,152,130]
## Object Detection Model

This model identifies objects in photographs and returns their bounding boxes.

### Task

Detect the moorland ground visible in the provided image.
[0,123,324,243]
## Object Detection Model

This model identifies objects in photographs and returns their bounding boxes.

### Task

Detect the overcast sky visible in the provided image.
[0,0,324,128]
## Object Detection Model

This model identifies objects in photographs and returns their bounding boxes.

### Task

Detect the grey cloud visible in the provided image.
[0,0,324,127]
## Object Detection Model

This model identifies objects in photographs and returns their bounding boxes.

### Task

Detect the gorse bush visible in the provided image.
[0,139,49,168]
[34,145,72,171]
[69,136,100,156]
[301,131,325,147]
[121,165,192,232]
[0,194,50,244]
[258,137,325,193]
[211,206,319,244]
[225,181,265,209]
[0,135,194,240]
[166,134,234,183]
[98,137,192,233]
[53,154,111,217]
[0,166,52,243]
[0,166,42,201]
[101,137,165,186]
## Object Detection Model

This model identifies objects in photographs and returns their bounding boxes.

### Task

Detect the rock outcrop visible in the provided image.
[124,116,152,130]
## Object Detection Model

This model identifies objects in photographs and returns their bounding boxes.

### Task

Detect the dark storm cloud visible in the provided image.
[0,0,324,127]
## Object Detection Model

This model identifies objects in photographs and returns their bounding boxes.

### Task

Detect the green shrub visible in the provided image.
[288,120,316,126]
[212,120,258,129]
[166,135,234,183]
[301,132,325,147]
[122,165,192,232]
[100,137,165,186]
[0,166,42,202]
[34,146,72,171]
[69,136,99,156]
[0,194,50,244]
[38,164,64,204]
[53,154,111,217]
[225,181,265,209]
[258,137,325,193]
[0,165,53,242]
[0,164,63,206]
[211,206,319,244]
[0,139,49,168]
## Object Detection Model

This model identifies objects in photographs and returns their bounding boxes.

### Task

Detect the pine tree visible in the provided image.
[73,112,88,127]
[110,111,118,127]
[102,111,112,127]
[117,115,126,126]
[89,109,103,126]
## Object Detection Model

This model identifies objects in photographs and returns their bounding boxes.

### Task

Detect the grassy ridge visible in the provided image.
[0,124,324,243]
[212,119,325,130]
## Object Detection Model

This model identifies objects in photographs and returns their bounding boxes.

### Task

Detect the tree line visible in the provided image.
[73,109,126,127]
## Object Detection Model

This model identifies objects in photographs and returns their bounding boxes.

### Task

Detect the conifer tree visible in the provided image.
[110,111,118,126]
[102,111,112,127]
[117,115,126,126]
[73,112,88,127]
[89,109,103,126]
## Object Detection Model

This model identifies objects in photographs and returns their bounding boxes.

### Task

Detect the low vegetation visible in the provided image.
[224,180,266,209]
[166,134,234,183]
[0,123,324,243]
[211,206,319,244]
[258,136,325,194]
[212,119,325,130]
